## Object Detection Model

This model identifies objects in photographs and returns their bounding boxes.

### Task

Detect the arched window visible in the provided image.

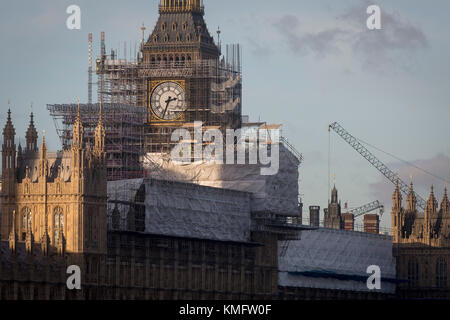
[22,207,32,240]
[54,207,64,245]
[408,258,419,287]
[436,257,447,288]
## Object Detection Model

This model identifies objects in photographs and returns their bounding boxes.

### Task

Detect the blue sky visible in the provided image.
[1,0,449,229]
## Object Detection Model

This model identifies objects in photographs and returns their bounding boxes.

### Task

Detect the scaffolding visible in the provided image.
[47,103,146,181]
[95,33,242,153]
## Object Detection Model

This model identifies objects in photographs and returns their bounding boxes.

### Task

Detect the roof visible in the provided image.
[279,228,396,293]
[145,11,219,56]
[107,178,252,243]
[17,151,72,183]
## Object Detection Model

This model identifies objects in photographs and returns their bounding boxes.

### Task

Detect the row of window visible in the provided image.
[161,21,188,32]
[149,55,192,65]
[153,33,192,43]
[20,207,64,244]
[408,257,448,288]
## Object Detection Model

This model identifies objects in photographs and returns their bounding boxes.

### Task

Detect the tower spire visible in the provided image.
[442,186,449,213]
[2,104,16,183]
[407,180,417,212]
[26,103,38,152]
[393,176,402,209]
[94,102,106,154]
[72,98,84,149]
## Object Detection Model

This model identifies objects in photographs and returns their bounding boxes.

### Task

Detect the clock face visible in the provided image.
[150,81,186,120]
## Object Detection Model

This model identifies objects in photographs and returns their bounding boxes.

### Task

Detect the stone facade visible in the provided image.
[0,107,280,300]
[391,180,450,298]
[324,186,343,230]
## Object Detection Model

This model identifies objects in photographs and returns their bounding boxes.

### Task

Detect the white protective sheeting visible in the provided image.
[144,179,251,242]
[143,143,300,215]
[107,178,252,242]
[279,228,396,293]
[107,178,144,230]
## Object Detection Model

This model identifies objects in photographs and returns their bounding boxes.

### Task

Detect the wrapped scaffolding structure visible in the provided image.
[47,103,146,181]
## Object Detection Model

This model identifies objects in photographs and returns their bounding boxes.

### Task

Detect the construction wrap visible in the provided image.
[142,144,300,215]
[107,178,144,231]
[107,178,252,242]
[279,228,396,293]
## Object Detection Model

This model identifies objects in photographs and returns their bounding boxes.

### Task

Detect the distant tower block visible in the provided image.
[364,214,380,234]
[309,206,320,227]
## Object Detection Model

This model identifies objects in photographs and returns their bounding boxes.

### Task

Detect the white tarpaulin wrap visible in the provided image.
[143,179,251,242]
[107,179,252,242]
[279,228,396,293]
[143,144,300,215]
[107,178,144,230]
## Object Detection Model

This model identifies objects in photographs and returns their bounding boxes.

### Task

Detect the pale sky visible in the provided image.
[1,0,449,230]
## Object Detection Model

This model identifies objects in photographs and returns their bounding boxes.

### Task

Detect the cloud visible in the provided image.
[369,153,450,212]
[272,2,429,71]
[274,14,345,59]
[340,2,429,71]
[245,36,272,57]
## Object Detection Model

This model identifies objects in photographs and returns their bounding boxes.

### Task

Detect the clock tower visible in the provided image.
[140,0,240,153]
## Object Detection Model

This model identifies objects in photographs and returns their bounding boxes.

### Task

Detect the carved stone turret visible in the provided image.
[406,182,416,212]
[25,229,34,253]
[26,110,38,152]
[41,231,50,256]
[9,210,18,253]
[57,228,66,256]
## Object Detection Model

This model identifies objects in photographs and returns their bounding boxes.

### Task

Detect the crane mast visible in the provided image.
[328,122,426,210]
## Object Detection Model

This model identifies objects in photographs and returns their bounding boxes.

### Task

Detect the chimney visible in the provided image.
[341,213,355,231]
[309,206,320,227]
[364,214,380,234]
[297,202,303,225]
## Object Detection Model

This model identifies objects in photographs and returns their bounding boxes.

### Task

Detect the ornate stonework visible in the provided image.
[391,180,450,298]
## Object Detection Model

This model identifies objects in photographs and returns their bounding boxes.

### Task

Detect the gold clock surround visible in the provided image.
[148,79,186,124]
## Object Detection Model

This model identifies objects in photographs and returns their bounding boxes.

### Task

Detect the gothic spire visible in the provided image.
[393,176,402,209]
[3,101,16,140]
[406,181,417,212]
[425,185,438,217]
[442,186,449,213]
[72,100,84,149]
[94,102,106,153]
[26,105,38,152]
[40,130,47,157]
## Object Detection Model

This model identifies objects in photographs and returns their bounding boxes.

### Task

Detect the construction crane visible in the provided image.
[328,122,426,210]
[348,200,384,218]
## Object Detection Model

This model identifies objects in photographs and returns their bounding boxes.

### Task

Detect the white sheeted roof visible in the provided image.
[279,228,396,293]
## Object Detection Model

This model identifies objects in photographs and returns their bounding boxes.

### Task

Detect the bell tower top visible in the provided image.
[159,0,204,15]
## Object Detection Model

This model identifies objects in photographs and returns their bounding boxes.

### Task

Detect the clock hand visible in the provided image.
[162,96,177,119]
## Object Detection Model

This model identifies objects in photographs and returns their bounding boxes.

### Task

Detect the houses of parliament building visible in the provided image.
[0,0,280,300]
[0,0,449,300]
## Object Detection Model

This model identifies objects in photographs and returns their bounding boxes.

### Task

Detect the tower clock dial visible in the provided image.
[150,81,186,121]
